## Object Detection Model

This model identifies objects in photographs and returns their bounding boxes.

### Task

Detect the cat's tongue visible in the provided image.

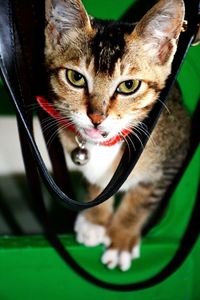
[84,128,104,140]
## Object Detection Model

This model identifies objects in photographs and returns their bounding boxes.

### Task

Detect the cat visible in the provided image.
[44,0,190,271]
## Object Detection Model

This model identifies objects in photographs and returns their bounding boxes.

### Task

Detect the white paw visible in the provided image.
[74,214,107,247]
[101,243,141,272]
[131,243,141,259]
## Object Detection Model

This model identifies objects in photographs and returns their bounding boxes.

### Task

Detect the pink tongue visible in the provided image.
[84,128,103,139]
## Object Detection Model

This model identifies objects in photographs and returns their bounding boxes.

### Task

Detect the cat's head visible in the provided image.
[45,0,185,144]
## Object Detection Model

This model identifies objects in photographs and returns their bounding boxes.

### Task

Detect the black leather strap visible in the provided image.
[0,0,199,211]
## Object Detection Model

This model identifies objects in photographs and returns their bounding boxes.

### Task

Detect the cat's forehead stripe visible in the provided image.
[91,20,134,75]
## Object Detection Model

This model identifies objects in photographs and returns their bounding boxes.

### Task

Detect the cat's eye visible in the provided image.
[66,69,86,88]
[116,80,140,95]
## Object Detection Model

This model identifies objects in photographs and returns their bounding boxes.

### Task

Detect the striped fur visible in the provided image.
[45,0,190,271]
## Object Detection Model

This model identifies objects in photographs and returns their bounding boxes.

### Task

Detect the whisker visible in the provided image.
[137,121,157,147]
[128,128,144,149]
[137,121,149,134]
[135,125,156,148]
[126,119,157,148]
[125,133,136,152]
[46,128,60,149]
[120,127,138,161]
[45,123,69,149]
[40,119,59,135]
[120,132,132,160]
[157,97,171,114]
[37,114,75,146]
[39,115,58,124]
[25,103,46,114]
[43,119,75,136]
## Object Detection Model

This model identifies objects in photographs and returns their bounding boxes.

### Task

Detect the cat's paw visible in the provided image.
[74,214,108,247]
[101,243,141,272]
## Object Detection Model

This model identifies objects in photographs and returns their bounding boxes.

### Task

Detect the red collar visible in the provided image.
[36,96,130,146]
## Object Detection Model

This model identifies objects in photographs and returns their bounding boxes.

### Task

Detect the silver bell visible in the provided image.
[70,135,90,165]
[71,147,89,165]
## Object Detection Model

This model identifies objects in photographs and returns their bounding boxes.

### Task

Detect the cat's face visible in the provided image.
[45,0,184,144]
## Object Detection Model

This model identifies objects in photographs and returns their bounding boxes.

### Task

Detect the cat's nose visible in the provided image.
[88,111,106,127]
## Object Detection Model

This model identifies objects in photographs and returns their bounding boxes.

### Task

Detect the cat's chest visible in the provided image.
[65,142,122,186]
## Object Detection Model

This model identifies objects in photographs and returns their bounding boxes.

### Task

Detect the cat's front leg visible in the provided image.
[102,184,158,271]
[74,184,114,247]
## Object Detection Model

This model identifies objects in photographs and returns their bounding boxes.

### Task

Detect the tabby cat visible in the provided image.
[44,0,190,271]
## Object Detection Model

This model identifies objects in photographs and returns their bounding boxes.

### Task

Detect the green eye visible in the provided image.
[116,80,140,95]
[66,69,86,88]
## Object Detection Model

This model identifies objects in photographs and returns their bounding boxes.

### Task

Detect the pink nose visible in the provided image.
[88,112,106,126]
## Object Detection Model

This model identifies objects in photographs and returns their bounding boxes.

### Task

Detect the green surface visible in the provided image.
[1,145,199,299]
[82,0,134,20]
[0,0,200,299]
[0,234,199,300]
[177,45,200,114]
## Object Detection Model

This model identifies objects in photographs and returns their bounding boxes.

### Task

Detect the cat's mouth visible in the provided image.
[83,128,109,140]
[80,126,130,146]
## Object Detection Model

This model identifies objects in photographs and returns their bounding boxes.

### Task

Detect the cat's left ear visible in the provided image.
[45,0,91,45]
[132,0,185,65]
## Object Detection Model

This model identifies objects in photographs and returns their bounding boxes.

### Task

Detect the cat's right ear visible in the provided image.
[132,0,185,65]
[45,0,91,46]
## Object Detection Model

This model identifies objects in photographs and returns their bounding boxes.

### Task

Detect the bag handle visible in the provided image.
[0,0,198,211]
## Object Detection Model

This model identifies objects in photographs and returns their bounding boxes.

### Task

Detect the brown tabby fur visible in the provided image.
[44,0,190,270]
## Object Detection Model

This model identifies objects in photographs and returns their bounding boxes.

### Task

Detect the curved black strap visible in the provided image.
[42,174,200,291]
[0,0,199,211]
[0,0,138,210]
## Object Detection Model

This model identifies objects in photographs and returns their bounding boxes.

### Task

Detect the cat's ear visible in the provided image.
[45,0,91,45]
[133,0,185,65]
